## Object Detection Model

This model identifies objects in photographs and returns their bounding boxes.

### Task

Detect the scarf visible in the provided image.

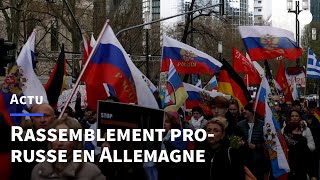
[191,116,204,130]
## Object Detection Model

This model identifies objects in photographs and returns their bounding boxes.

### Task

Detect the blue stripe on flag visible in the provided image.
[187,91,200,101]
[307,49,320,79]
[242,37,298,49]
[163,47,221,72]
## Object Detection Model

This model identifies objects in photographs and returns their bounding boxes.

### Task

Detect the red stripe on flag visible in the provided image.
[161,58,215,74]
[248,48,302,61]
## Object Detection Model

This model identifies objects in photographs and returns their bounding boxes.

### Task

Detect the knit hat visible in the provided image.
[244,102,254,113]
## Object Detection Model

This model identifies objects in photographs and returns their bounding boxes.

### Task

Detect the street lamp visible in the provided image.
[287,0,310,67]
[218,41,223,61]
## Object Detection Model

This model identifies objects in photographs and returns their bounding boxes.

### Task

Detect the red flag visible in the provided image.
[276,60,293,102]
[233,48,261,85]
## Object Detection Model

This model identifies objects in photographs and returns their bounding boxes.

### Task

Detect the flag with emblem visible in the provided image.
[0,30,48,125]
[239,26,302,61]
[260,77,290,177]
[233,48,261,85]
[161,35,222,75]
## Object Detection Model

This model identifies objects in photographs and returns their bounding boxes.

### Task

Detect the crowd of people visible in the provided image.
[1,94,320,180]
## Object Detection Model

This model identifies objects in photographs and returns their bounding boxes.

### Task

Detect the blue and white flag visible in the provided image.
[16,30,48,107]
[262,77,290,177]
[307,49,320,79]
[0,30,48,125]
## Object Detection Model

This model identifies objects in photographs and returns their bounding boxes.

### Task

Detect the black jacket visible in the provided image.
[237,119,268,179]
[285,134,317,180]
[191,141,245,180]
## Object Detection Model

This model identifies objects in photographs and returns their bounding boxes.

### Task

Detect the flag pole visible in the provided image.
[303,48,309,98]
[58,19,110,119]
[246,74,249,89]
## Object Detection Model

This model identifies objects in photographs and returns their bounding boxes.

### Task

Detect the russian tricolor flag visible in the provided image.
[239,26,302,61]
[161,35,222,75]
[83,23,158,110]
[253,77,269,117]
[184,82,228,116]
[204,75,218,91]
[254,77,290,177]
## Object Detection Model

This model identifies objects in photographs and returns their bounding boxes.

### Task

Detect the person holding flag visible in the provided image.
[237,102,268,180]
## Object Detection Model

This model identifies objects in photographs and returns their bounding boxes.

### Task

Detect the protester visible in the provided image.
[283,122,317,180]
[237,102,268,180]
[30,103,56,130]
[186,106,207,130]
[210,96,239,137]
[286,109,316,152]
[194,118,245,180]
[31,116,106,180]
[11,103,55,180]
[228,99,242,123]
[273,100,285,129]
[158,110,188,180]
[306,101,320,149]
[306,101,320,179]
[292,100,307,120]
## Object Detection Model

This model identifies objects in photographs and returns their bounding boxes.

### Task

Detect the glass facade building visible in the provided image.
[152,0,160,20]
[311,0,320,22]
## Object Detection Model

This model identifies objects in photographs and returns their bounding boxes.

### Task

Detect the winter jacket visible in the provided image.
[284,133,317,180]
[191,141,245,180]
[237,119,268,180]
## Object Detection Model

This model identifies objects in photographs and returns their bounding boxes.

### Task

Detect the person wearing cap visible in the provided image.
[237,102,267,180]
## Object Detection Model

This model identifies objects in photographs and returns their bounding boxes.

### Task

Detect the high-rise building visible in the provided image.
[253,0,272,25]
[223,0,254,34]
[310,0,320,22]
[152,0,160,20]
